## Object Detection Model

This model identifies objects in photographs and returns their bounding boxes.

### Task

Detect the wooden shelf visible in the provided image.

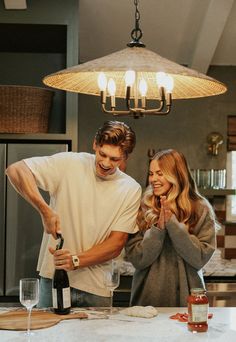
[0,133,70,141]
[199,188,236,197]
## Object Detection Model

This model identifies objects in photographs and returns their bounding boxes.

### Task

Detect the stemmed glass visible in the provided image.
[103,260,120,315]
[19,278,39,337]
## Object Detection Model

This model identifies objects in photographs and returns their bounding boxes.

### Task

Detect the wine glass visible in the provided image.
[103,260,120,315]
[19,278,39,337]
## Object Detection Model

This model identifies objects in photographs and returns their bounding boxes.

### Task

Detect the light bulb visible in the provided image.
[108,78,116,96]
[139,79,148,96]
[125,70,135,87]
[165,75,174,93]
[156,72,167,88]
[97,72,107,91]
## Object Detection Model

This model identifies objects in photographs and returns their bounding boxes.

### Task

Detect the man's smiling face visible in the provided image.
[93,142,125,178]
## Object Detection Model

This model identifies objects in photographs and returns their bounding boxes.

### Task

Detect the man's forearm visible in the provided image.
[6,160,61,238]
[6,160,51,218]
[78,231,128,267]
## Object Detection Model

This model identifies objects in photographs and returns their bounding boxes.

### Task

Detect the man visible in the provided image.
[6,121,141,307]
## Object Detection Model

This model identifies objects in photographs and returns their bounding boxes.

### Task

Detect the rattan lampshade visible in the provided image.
[43,46,227,100]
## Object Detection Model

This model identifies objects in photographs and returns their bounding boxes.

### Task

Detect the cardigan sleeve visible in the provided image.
[166,205,216,271]
[125,226,166,270]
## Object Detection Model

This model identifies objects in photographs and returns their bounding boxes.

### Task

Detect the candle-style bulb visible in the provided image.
[139,78,148,96]
[97,72,107,91]
[165,75,174,93]
[125,70,135,87]
[156,72,167,88]
[108,78,116,96]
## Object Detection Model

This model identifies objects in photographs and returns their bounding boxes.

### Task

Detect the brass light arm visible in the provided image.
[125,86,131,110]
[101,101,171,117]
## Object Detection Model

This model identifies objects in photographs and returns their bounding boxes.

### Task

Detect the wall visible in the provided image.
[78,66,236,188]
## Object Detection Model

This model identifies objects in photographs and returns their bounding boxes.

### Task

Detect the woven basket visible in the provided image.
[0,85,54,133]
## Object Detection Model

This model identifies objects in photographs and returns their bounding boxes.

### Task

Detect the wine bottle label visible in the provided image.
[191,304,208,323]
[62,287,71,308]
[52,288,58,308]
[52,287,71,309]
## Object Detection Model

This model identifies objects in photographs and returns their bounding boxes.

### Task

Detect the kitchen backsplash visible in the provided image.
[203,248,236,276]
[215,208,236,259]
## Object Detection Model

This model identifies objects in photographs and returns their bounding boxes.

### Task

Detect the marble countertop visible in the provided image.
[202,250,236,277]
[0,307,236,341]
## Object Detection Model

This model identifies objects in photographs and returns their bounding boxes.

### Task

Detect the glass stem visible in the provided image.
[110,290,113,315]
[27,308,32,335]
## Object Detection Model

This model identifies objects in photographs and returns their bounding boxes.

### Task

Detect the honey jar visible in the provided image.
[187,288,209,333]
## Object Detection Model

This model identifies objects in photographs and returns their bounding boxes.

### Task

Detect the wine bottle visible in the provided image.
[52,233,71,315]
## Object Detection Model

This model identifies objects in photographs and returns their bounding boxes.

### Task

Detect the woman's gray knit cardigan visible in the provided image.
[125,199,216,307]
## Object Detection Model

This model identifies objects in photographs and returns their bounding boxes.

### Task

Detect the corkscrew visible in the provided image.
[56,233,64,250]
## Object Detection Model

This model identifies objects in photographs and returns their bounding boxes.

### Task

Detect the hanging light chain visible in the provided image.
[133,0,141,41]
[127,0,145,47]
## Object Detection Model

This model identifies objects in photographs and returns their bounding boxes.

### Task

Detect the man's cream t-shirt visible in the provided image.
[24,152,141,297]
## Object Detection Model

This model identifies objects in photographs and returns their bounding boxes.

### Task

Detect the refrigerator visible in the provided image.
[0,141,69,297]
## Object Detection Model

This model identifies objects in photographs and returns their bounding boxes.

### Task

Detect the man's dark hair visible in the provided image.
[94,121,136,158]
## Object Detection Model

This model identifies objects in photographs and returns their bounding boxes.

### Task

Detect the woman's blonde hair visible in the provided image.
[137,149,204,233]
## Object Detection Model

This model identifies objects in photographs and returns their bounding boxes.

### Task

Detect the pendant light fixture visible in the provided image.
[43,0,227,118]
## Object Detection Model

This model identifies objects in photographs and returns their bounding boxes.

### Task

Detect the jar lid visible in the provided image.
[190,288,206,294]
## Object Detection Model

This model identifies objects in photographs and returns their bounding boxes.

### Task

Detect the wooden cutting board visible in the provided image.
[0,309,88,330]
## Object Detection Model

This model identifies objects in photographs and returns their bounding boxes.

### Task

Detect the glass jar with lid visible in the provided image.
[187,288,209,333]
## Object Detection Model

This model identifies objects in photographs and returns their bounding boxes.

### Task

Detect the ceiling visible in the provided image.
[79,0,236,74]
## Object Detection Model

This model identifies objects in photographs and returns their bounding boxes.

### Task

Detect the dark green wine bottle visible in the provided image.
[52,234,71,315]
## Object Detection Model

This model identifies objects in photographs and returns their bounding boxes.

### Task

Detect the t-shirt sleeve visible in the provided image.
[24,152,70,194]
[111,185,141,234]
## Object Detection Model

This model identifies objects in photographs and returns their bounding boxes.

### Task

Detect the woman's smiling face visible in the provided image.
[149,160,172,197]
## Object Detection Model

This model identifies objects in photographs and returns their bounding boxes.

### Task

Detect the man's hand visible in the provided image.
[41,208,62,239]
[49,246,74,271]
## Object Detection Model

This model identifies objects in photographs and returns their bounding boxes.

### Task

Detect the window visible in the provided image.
[226,151,236,221]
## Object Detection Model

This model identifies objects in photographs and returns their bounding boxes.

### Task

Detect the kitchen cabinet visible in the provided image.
[0,141,70,298]
[199,188,236,198]
[0,1,79,151]
[115,275,236,307]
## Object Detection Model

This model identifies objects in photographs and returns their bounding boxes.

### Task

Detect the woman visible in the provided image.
[125,149,218,307]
